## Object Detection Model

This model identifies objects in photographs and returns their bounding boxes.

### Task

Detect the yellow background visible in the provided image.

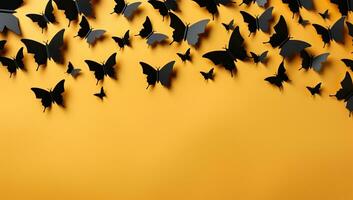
[1,0,353,199]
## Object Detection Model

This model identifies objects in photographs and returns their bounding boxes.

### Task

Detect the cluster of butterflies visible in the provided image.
[1,0,353,115]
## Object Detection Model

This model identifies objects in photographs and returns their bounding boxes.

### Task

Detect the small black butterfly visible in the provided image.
[341,59,353,71]
[306,82,322,96]
[140,61,175,88]
[85,53,117,84]
[177,48,191,62]
[319,9,329,20]
[250,51,268,64]
[21,29,65,70]
[66,62,81,78]
[222,19,235,31]
[312,16,345,47]
[330,72,353,116]
[264,61,289,88]
[264,15,311,58]
[0,0,23,35]
[75,16,106,46]
[192,0,234,19]
[53,0,93,26]
[136,16,168,46]
[94,87,106,100]
[300,50,329,72]
[26,0,56,32]
[148,0,178,20]
[298,15,310,27]
[282,0,313,17]
[31,79,65,112]
[240,7,273,36]
[112,30,130,49]
[200,68,214,80]
[0,47,24,77]
[111,0,141,19]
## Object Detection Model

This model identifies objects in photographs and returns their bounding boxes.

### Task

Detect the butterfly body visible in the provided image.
[140,61,175,88]
[31,79,65,112]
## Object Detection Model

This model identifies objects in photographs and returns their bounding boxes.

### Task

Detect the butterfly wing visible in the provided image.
[159,61,175,87]
[21,39,47,66]
[53,0,78,23]
[77,16,90,38]
[85,60,104,82]
[31,88,52,110]
[280,40,311,58]
[148,0,169,17]
[140,62,158,86]
[86,30,106,45]
[342,59,353,71]
[228,26,248,61]
[298,15,309,27]
[123,30,130,46]
[312,24,330,45]
[347,22,353,39]
[240,0,254,6]
[331,16,345,43]
[45,0,56,23]
[265,76,282,88]
[165,0,178,10]
[76,0,93,16]
[258,7,273,33]
[169,12,186,43]
[0,40,5,50]
[250,52,259,63]
[0,13,21,35]
[147,33,168,46]
[334,72,353,101]
[300,0,314,10]
[15,47,24,69]
[103,53,116,78]
[186,19,209,46]
[113,0,126,14]
[26,14,48,30]
[123,2,141,19]
[300,50,311,70]
[277,61,289,82]
[138,17,153,38]
[312,53,329,72]
[192,0,218,17]
[256,0,267,7]
[267,15,288,47]
[48,29,65,63]
[330,0,349,16]
[51,79,65,106]
[112,36,124,48]
[0,56,15,75]
[282,0,299,14]
[203,50,236,74]
[240,11,257,34]
[258,51,268,63]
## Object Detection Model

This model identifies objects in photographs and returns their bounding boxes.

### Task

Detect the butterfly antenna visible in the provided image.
[36,65,40,71]
[68,21,71,27]
[43,107,46,112]
[169,40,175,45]
[110,11,115,14]
[146,84,150,89]
[323,43,326,48]
[248,32,251,37]
[96,80,99,85]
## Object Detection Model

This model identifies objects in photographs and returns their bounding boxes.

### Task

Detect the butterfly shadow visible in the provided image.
[192,26,212,50]
[149,40,170,49]
[128,7,144,21]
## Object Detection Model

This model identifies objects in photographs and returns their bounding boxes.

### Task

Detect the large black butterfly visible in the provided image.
[331,72,353,116]
[240,7,273,36]
[239,0,267,7]
[307,82,322,96]
[148,0,178,19]
[53,0,93,26]
[136,16,168,46]
[300,50,329,72]
[169,12,209,46]
[140,61,175,88]
[282,0,314,17]
[85,53,117,84]
[111,0,141,19]
[0,40,6,50]
[0,0,23,35]
[26,0,56,32]
[31,79,65,112]
[312,16,345,47]
[75,16,106,46]
[330,0,353,16]
[192,0,234,19]
[264,15,311,58]
[112,30,130,49]
[0,47,24,77]
[200,68,214,80]
[21,29,65,70]
[264,61,289,88]
[203,26,247,76]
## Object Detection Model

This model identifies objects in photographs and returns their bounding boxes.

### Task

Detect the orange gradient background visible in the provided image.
[1,0,353,199]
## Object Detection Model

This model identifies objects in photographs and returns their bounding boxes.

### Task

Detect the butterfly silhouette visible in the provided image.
[66,62,82,78]
[200,68,214,80]
[112,30,130,49]
[240,7,273,36]
[282,0,313,17]
[53,0,93,26]
[331,72,353,116]
[177,48,191,62]
[140,61,175,88]
[239,0,267,7]
[111,0,141,19]
[312,16,345,47]
[136,16,168,46]
[307,82,322,96]
[319,9,329,20]
[85,53,117,84]
[31,79,65,112]
[26,0,56,32]
[300,50,329,72]
[264,61,289,88]
[330,0,353,16]
[0,47,24,77]
[250,51,268,64]
[75,16,106,46]
[222,19,235,31]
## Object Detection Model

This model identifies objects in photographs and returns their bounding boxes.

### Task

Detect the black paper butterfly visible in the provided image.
[239,0,267,7]
[21,29,65,70]
[192,0,234,19]
[66,62,81,78]
[136,16,168,46]
[0,47,24,77]
[94,87,106,100]
[307,82,321,96]
[330,0,353,16]
[240,7,273,36]
[341,59,353,71]
[331,72,353,116]
[300,50,329,72]
[312,16,345,47]
[75,16,106,46]
[26,0,56,32]
[264,61,289,88]
[53,0,93,26]
[264,15,311,58]
[148,0,178,19]
[0,0,23,35]
[111,0,141,19]
[250,51,268,64]
[140,61,175,88]
[282,0,313,17]
[298,15,310,27]
[85,53,117,84]
[177,48,191,62]
[319,9,329,20]
[169,12,209,46]
[203,26,248,76]
[31,79,65,112]
[200,68,214,80]
[112,30,130,49]
[222,19,235,31]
